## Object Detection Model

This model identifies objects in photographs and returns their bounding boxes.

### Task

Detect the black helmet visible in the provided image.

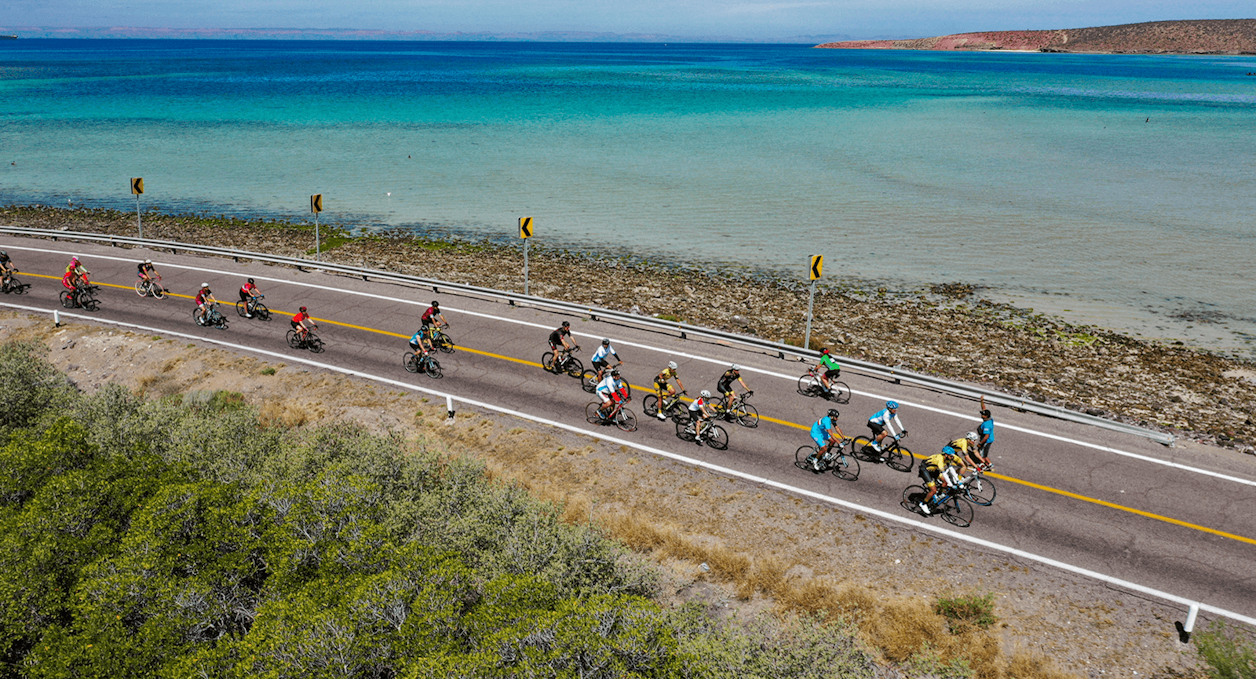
[561,321,570,328]
[431,300,439,307]
[247,277,254,284]
[601,338,610,346]
[299,306,307,312]
[611,368,620,377]
[821,347,830,355]
[827,409,839,419]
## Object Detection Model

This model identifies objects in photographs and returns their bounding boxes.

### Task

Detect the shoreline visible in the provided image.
[2,203,1254,455]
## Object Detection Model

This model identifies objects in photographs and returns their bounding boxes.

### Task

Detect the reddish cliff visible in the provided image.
[818,19,1256,54]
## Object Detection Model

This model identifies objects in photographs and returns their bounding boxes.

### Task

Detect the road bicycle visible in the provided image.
[286,328,324,353]
[403,350,443,379]
[675,418,728,450]
[796,364,850,404]
[542,345,583,377]
[59,285,99,311]
[850,431,913,472]
[428,324,455,353]
[901,482,975,528]
[1,271,29,295]
[958,468,997,506]
[193,302,229,329]
[581,364,626,394]
[794,438,860,481]
[715,390,758,428]
[585,399,637,432]
[642,389,688,423]
[235,294,270,320]
[133,276,166,299]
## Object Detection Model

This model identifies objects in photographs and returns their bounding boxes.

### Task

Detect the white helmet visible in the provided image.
[700,390,711,398]
[731,364,741,371]
[201,282,209,288]
[966,431,978,442]
[667,361,677,370]
[144,258,152,264]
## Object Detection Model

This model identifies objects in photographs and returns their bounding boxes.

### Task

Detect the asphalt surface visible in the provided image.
[4,236,1255,620]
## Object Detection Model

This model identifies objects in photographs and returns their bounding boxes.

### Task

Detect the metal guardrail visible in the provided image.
[0,225,1175,445]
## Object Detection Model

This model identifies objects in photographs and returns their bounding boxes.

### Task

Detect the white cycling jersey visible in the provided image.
[592,345,618,363]
[596,375,621,402]
[868,408,904,436]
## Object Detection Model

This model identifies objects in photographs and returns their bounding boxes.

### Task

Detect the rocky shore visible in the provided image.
[3,204,1253,456]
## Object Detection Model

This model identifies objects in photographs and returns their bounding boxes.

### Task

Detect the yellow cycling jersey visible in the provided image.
[948,439,973,454]
[656,367,678,382]
[924,453,962,473]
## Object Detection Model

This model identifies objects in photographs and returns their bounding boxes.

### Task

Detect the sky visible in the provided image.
[5,0,1252,40]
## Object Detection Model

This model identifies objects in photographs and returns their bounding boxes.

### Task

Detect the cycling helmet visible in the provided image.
[145,258,152,264]
[611,368,620,377]
[601,338,610,346]
[886,401,900,410]
[431,300,439,307]
[821,348,830,355]
[0,251,6,257]
[71,256,79,263]
[200,282,209,288]
[827,408,840,419]
[730,364,741,371]
[700,389,711,398]
[561,321,570,328]
[299,306,307,312]
[668,361,677,370]
[966,431,978,442]
[247,277,254,284]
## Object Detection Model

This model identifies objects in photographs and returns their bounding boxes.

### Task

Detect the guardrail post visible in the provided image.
[446,395,455,423]
[53,311,60,327]
[1178,603,1200,643]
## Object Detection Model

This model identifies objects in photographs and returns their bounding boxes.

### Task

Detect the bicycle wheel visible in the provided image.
[732,403,759,428]
[286,329,300,348]
[192,308,205,326]
[586,402,605,425]
[564,356,584,378]
[436,332,455,353]
[884,442,914,472]
[674,419,696,442]
[796,373,821,396]
[151,284,165,300]
[827,381,851,404]
[541,352,556,373]
[581,369,598,393]
[901,485,928,515]
[253,302,269,320]
[59,290,74,308]
[309,337,324,353]
[135,279,148,297]
[236,300,249,317]
[704,425,729,450]
[940,495,974,528]
[403,352,419,373]
[795,445,821,472]
[849,437,876,461]
[964,476,997,507]
[9,277,27,295]
[641,394,659,418]
[425,357,443,379]
[614,408,637,432]
[831,453,860,481]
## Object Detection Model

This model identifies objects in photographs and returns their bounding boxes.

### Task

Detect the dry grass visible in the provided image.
[259,399,315,428]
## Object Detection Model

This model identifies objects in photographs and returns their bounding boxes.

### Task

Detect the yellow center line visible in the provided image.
[28,271,1256,546]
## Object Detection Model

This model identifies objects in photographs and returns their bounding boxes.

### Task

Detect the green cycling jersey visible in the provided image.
[819,354,841,371]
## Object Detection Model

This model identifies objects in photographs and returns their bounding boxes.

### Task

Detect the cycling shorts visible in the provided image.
[291,320,302,330]
[824,368,840,379]
[919,464,940,487]
[592,358,609,370]
[408,340,423,352]
[716,379,734,394]
[239,289,252,301]
[868,421,885,436]
[549,341,564,352]
[810,428,829,449]
[655,378,672,392]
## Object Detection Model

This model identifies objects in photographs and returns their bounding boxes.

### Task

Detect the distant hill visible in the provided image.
[817,19,1256,54]
[0,26,856,44]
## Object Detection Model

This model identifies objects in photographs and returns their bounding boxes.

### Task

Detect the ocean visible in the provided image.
[2,40,1255,355]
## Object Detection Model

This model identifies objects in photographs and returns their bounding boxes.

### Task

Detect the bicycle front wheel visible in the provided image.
[403,352,419,373]
[564,356,584,378]
[965,477,997,506]
[940,495,975,528]
[309,337,324,353]
[614,408,637,432]
[425,357,443,379]
[8,277,26,295]
[151,285,165,300]
[253,302,269,320]
[80,292,99,311]
[885,443,914,472]
[704,425,729,450]
[580,369,598,393]
[796,373,821,396]
[831,453,860,481]
[436,333,455,353]
[732,403,758,428]
[794,445,820,472]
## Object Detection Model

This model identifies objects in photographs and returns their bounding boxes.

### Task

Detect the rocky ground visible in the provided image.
[0,313,1221,679]
[4,205,1253,459]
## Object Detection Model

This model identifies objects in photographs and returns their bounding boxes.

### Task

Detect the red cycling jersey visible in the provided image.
[195,290,211,305]
[292,311,310,324]
[240,282,257,294]
[421,306,440,323]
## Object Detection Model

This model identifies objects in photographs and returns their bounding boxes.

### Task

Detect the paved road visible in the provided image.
[4,237,1255,619]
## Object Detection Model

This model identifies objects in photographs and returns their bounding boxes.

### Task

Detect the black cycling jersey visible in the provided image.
[137,262,153,274]
[549,328,569,345]
[717,370,739,392]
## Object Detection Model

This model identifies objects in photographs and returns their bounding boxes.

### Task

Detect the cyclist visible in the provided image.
[239,277,263,317]
[944,432,983,470]
[65,256,90,288]
[0,251,14,285]
[807,408,846,471]
[686,390,718,444]
[866,401,906,458]
[421,300,449,347]
[591,338,622,381]
[817,348,842,394]
[918,450,967,515]
[594,368,628,421]
[653,361,686,420]
[194,283,217,325]
[548,321,578,369]
[977,396,995,470]
[136,259,161,294]
[716,364,752,404]
[408,327,433,358]
[291,306,316,341]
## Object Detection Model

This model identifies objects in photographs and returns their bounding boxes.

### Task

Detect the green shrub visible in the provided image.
[1197,620,1256,679]
[934,593,997,633]
[0,341,75,433]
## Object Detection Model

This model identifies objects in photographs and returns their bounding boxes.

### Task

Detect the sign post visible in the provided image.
[519,216,533,296]
[130,177,144,238]
[805,254,823,351]
[310,194,323,260]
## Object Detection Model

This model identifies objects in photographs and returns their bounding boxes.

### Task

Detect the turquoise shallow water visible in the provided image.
[2,40,1255,354]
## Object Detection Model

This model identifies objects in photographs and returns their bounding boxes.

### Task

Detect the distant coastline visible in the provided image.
[817,18,1256,54]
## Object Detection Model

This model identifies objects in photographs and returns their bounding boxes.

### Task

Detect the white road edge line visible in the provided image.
[8,242,1252,488]
[8,300,1254,629]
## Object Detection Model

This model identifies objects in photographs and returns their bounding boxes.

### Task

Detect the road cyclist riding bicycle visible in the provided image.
[409,326,435,357]
[194,284,218,325]
[135,259,164,297]
[239,278,264,317]
[0,251,15,288]
[945,432,983,470]
[916,450,968,515]
[817,348,842,395]
[715,364,752,415]
[653,361,686,421]
[292,306,317,340]
[62,256,90,291]
[685,390,719,444]
[546,321,580,371]
[867,401,906,461]
[594,368,629,421]
[591,338,622,380]
[806,409,848,472]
